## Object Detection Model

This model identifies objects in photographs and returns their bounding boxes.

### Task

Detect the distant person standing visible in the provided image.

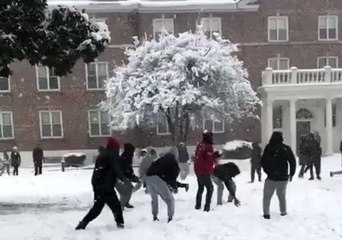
[261,132,296,219]
[3,151,10,175]
[307,133,322,180]
[330,140,342,177]
[33,144,44,176]
[11,146,21,176]
[177,142,190,180]
[250,142,262,183]
[298,135,309,178]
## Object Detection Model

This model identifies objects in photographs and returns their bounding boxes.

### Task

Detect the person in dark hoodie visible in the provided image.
[261,132,296,219]
[116,143,140,209]
[11,146,21,176]
[33,144,44,176]
[145,153,180,223]
[212,151,241,206]
[250,142,262,183]
[76,137,125,230]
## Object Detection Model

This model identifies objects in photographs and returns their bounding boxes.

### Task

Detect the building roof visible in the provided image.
[47,0,259,13]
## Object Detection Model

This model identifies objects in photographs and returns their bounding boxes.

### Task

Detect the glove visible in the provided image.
[234,198,241,207]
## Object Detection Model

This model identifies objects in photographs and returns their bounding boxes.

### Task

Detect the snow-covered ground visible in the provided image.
[1,155,342,240]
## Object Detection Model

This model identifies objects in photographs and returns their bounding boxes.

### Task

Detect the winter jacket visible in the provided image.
[194,141,216,175]
[3,153,10,165]
[33,147,44,165]
[213,162,240,182]
[139,155,154,178]
[11,152,21,167]
[310,140,322,163]
[251,144,262,166]
[118,143,139,182]
[147,153,180,190]
[261,143,296,181]
[91,148,123,193]
[177,145,190,163]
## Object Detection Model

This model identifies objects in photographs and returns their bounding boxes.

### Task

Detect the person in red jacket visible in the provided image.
[194,130,217,212]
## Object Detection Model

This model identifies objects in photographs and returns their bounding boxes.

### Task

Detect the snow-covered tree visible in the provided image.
[103,31,259,143]
[0,0,110,77]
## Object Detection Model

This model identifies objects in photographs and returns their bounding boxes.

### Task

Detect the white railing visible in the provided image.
[262,66,342,86]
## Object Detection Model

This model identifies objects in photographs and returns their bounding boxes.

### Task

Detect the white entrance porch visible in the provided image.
[258,66,342,155]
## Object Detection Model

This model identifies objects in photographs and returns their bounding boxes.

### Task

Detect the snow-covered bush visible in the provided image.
[103,31,259,143]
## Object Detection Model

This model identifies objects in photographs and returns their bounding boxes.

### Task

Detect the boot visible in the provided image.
[308,177,314,181]
[168,217,172,223]
[75,221,87,230]
[330,172,334,177]
[153,216,159,221]
[317,176,322,180]
[116,223,125,229]
[125,203,134,209]
[204,205,210,212]
[195,204,201,210]
[263,215,270,220]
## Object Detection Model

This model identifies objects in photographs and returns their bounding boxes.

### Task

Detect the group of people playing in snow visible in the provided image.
[0,144,44,176]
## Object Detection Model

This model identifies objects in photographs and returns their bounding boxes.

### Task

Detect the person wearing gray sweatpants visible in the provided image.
[261,132,296,219]
[146,153,179,222]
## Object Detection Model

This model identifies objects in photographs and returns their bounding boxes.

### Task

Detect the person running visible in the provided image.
[250,142,262,183]
[11,146,21,176]
[261,132,296,219]
[145,153,180,222]
[298,135,310,178]
[194,130,216,212]
[76,137,125,230]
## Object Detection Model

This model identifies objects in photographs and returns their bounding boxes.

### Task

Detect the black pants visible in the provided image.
[82,190,124,225]
[13,166,19,176]
[195,174,213,209]
[308,161,321,178]
[176,181,188,189]
[299,164,306,177]
[35,164,42,176]
[251,164,262,182]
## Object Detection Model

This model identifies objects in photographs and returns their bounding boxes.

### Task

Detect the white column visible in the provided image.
[326,97,333,155]
[265,98,273,145]
[289,99,297,155]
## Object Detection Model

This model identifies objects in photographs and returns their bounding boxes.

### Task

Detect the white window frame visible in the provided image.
[85,62,109,91]
[0,111,14,140]
[0,76,10,93]
[35,65,61,92]
[153,17,174,39]
[201,17,222,39]
[268,16,289,42]
[39,110,64,139]
[88,110,111,137]
[202,111,225,134]
[268,56,290,70]
[318,16,338,41]
[317,56,339,68]
[156,113,171,136]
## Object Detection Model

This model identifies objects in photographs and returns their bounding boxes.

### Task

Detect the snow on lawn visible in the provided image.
[2,156,342,240]
[223,140,252,151]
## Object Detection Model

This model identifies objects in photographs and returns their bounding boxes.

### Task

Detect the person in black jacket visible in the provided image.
[212,155,241,206]
[33,144,44,176]
[307,133,322,180]
[76,137,125,230]
[11,146,21,176]
[116,143,140,209]
[261,132,296,219]
[145,153,180,222]
[250,142,262,183]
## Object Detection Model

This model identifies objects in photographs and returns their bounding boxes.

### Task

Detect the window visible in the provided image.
[273,106,283,129]
[153,18,174,39]
[39,111,63,138]
[88,110,111,137]
[319,16,338,41]
[157,112,170,135]
[86,62,108,90]
[201,17,222,38]
[317,56,339,68]
[203,111,225,133]
[0,77,10,92]
[268,57,290,70]
[268,16,289,42]
[324,104,337,128]
[36,66,60,91]
[0,112,13,139]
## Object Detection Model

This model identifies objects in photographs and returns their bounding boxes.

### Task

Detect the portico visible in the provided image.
[258,66,342,155]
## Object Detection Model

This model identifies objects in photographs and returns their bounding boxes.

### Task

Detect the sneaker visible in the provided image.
[167,218,172,223]
[263,215,270,220]
[204,205,210,212]
[185,184,189,192]
[195,205,201,210]
[153,216,159,221]
[75,221,87,230]
[281,213,287,217]
[217,203,223,206]
[116,223,125,229]
[317,176,322,180]
[308,177,314,181]
[125,203,134,209]
[330,172,334,177]
[298,174,303,178]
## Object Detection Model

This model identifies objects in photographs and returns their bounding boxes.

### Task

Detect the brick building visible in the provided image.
[1,0,342,164]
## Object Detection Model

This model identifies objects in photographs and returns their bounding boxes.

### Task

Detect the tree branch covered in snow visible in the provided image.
[0,0,110,77]
[103,31,259,143]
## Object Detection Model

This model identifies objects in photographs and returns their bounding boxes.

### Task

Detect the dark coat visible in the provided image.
[11,152,21,167]
[213,162,240,182]
[33,147,44,165]
[261,143,296,181]
[251,144,262,166]
[310,140,322,163]
[119,143,139,182]
[340,140,342,152]
[147,153,180,189]
[177,145,189,163]
[91,148,123,193]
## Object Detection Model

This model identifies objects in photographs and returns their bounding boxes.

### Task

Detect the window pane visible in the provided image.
[41,112,50,124]
[201,18,210,33]
[100,111,109,123]
[49,77,59,89]
[88,76,97,89]
[87,64,96,76]
[328,58,337,68]
[98,63,107,76]
[214,121,224,132]
[328,17,337,28]
[328,28,336,39]
[279,59,289,70]
[38,66,47,78]
[278,18,287,29]
[100,123,110,135]
[3,125,12,138]
[164,19,174,33]
[90,112,99,123]
[2,113,11,125]
[319,17,327,28]
[39,77,48,90]
[52,124,62,137]
[273,106,283,128]
[269,18,276,29]
[278,29,287,40]
[318,58,326,68]
[42,125,51,137]
[0,77,9,91]
[210,18,221,33]
[269,30,277,41]
[204,119,213,132]
[91,123,100,136]
[52,112,61,124]
[268,59,278,69]
[49,68,57,77]
[153,19,163,34]
[320,29,327,39]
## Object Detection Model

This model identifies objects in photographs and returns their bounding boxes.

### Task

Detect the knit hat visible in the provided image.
[106,137,120,149]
